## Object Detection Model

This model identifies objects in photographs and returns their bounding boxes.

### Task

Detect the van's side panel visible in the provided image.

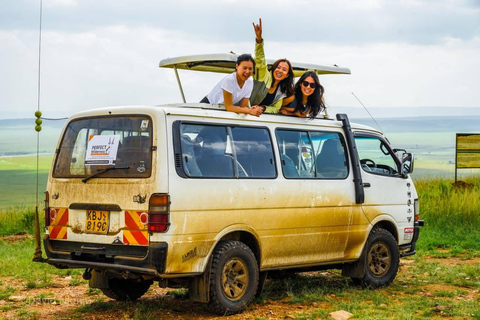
[162,116,371,274]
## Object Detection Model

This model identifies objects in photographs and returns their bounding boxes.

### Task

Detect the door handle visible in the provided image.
[363,182,371,188]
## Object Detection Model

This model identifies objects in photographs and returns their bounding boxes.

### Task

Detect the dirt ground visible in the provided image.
[0,275,328,319]
[1,253,479,319]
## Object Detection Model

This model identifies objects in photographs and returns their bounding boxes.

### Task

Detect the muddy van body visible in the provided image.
[41,103,422,314]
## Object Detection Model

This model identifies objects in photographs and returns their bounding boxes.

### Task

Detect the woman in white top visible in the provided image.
[201,54,263,117]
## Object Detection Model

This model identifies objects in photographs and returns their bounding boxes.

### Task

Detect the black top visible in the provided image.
[259,86,278,106]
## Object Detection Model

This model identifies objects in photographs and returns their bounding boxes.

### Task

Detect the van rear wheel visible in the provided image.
[207,241,259,315]
[357,228,399,288]
[101,278,152,301]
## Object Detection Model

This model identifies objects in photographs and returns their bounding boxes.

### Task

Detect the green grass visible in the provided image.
[0,239,82,286]
[0,286,16,300]
[0,208,38,236]
[257,262,480,319]
[414,176,480,252]
[0,156,52,209]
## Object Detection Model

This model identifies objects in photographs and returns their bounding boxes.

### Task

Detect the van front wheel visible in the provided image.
[358,228,399,288]
[207,241,259,315]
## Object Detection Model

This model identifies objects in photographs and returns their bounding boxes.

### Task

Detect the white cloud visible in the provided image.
[45,0,78,7]
[0,0,479,119]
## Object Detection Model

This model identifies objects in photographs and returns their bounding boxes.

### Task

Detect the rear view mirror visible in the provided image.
[401,152,414,176]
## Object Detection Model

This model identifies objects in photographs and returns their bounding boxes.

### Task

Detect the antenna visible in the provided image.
[351,92,383,133]
[33,0,44,262]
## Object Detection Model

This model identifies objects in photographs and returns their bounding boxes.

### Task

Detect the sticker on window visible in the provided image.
[85,135,121,165]
[140,120,149,132]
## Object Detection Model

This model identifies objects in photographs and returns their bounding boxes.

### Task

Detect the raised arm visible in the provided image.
[252,19,268,81]
[252,18,262,43]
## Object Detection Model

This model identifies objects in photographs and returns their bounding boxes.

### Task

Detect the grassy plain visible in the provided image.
[2,116,479,208]
[0,156,52,209]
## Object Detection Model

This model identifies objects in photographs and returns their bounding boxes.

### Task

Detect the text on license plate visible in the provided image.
[85,210,109,234]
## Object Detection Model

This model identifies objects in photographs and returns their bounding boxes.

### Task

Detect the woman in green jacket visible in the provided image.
[251,19,295,114]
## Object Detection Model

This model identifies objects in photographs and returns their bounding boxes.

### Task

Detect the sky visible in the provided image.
[1,0,479,119]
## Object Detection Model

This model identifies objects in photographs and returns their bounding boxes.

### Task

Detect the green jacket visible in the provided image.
[250,41,285,114]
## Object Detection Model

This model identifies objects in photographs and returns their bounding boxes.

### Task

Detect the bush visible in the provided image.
[414,176,480,250]
[0,206,44,236]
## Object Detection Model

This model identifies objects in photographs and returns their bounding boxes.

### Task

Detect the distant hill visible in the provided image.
[351,116,480,134]
[0,118,66,156]
[1,114,479,156]
[329,106,480,119]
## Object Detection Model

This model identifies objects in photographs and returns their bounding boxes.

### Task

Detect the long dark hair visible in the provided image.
[270,59,294,96]
[293,71,325,119]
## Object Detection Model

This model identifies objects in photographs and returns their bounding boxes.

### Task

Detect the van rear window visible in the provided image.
[53,116,152,179]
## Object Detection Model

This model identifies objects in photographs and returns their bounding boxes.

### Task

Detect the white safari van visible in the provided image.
[39,54,423,315]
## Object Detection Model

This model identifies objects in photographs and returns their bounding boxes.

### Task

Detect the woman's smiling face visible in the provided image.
[236,61,254,82]
[273,61,290,82]
[301,76,316,97]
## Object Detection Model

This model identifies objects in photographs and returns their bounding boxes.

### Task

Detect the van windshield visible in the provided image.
[53,115,152,179]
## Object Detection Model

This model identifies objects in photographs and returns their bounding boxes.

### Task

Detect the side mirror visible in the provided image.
[401,152,414,176]
[394,148,406,159]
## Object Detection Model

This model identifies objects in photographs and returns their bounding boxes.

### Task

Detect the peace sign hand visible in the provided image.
[252,18,262,42]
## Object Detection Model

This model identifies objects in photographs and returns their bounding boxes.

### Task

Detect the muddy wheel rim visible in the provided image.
[367,241,391,277]
[221,258,249,301]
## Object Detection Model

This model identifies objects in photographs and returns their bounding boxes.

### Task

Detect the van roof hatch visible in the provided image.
[159,53,351,103]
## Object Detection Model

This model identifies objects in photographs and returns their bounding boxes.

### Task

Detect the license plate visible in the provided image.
[85,210,109,234]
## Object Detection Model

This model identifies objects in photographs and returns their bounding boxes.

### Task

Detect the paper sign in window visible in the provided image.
[85,135,121,165]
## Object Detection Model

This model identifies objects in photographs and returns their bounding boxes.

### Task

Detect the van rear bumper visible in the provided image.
[43,236,168,276]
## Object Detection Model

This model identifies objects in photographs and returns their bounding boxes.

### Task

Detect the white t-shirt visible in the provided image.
[207,72,253,105]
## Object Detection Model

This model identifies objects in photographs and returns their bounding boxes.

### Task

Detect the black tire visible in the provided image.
[357,228,399,288]
[101,278,152,301]
[207,241,259,315]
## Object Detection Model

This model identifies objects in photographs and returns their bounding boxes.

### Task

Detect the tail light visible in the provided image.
[414,199,419,222]
[44,191,50,227]
[148,194,170,232]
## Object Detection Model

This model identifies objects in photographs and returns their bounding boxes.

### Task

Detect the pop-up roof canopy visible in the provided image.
[159,53,350,77]
[159,53,351,102]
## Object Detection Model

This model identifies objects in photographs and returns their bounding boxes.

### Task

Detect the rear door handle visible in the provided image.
[363,182,371,188]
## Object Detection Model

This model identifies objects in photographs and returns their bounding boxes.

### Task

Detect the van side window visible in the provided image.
[179,124,275,178]
[355,136,399,176]
[231,127,276,178]
[276,130,348,179]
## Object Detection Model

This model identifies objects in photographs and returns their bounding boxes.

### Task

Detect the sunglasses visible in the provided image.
[302,81,316,89]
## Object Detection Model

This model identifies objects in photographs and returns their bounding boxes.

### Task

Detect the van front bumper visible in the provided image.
[399,220,424,257]
[43,236,168,276]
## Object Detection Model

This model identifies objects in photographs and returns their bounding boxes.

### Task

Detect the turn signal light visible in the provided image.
[148,194,170,232]
[414,199,420,222]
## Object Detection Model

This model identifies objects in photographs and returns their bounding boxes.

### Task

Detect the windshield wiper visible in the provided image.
[82,166,130,183]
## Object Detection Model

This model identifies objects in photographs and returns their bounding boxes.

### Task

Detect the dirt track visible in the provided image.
[2,256,480,319]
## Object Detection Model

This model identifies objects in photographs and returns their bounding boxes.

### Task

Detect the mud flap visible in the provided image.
[342,246,366,279]
[189,257,212,303]
[255,271,268,299]
[89,270,109,289]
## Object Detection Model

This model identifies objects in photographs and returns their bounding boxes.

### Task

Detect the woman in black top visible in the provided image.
[279,71,325,119]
